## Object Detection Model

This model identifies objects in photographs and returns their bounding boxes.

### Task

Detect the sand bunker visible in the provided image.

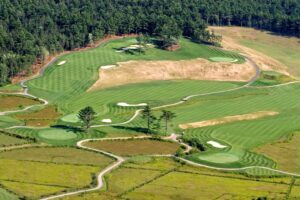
[89,58,255,90]
[179,111,279,129]
[117,102,147,107]
[101,65,117,70]
[57,61,66,66]
[207,141,227,149]
[101,119,112,123]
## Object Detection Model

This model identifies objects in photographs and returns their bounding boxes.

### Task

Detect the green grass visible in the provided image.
[0,132,28,147]
[0,188,19,200]
[0,116,23,129]
[6,127,106,146]
[251,71,294,86]
[209,57,238,62]
[26,37,244,109]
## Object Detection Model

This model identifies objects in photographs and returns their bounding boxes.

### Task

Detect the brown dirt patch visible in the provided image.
[15,106,61,127]
[179,111,279,129]
[0,95,40,111]
[89,59,255,91]
[209,26,290,76]
[85,139,180,156]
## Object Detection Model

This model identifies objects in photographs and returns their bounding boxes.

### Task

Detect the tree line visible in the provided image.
[1,0,299,86]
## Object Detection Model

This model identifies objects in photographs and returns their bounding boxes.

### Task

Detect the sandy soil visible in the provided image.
[179,111,279,129]
[89,58,256,91]
[209,26,290,76]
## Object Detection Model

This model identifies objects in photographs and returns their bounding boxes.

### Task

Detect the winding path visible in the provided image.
[1,42,300,199]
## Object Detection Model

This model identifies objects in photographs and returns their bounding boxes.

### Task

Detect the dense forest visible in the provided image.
[0,0,299,86]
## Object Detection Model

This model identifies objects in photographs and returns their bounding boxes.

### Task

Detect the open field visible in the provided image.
[0,94,41,111]
[0,147,113,199]
[14,106,61,127]
[211,26,300,77]
[257,132,300,174]
[0,132,29,147]
[59,158,300,200]
[90,58,253,90]
[85,139,180,156]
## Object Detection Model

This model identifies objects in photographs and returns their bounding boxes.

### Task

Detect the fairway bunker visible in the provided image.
[101,119,112,123]
[101,65,117,70]
[207,141,227,149]
[61,114,80,123]
[57,61,66,66]
[38,128,77,140]
[198,153,239,164]
[209,57,238,63]
[117,102,147,107]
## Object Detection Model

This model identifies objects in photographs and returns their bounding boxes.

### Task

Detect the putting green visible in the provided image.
[209,57,238,63]
[61,114,80,123]
[38,128,77,140]
[198,152,240,164]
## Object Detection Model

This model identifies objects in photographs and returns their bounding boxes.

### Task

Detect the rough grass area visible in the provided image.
[251,71,294,86]
[256,132,300,174]
[0,132,28,147]
[0,94,40,111]
[0,147,113,199]
[14,105,61,127]
[59,158,300,200]
[85,139,180,156]
[211,26,300,77]
[0,84,23,93]
[0,147,113,166]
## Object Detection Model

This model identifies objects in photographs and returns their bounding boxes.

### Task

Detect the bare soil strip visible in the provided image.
[179,111,279,129]
[89,59,255,91]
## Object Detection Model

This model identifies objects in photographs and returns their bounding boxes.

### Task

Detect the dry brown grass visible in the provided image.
[0,95,40,111]
[15,106,61,127]
[179,111,278,129]
[89,59,255,90]
[256,133,300,174]
[209,26,298,76]
[85,139,180,156]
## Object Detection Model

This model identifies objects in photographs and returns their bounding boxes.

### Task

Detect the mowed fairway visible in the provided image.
[0,147,113,199]
[85,139,180,156]
[26,37,243,109]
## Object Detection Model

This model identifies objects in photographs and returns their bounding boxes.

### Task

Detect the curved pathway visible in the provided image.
[1,41,300,199]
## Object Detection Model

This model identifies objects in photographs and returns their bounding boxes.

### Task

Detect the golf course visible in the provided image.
[0,27,300,200]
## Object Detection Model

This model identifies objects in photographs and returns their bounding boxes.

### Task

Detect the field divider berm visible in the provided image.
[2,37,300,200]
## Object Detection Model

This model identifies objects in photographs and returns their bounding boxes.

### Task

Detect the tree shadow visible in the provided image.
[50,125,83,133]
[112,125,149,134]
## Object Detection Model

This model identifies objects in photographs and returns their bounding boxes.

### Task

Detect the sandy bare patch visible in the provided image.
[179,111,279,129]
[57,61,66,66]
[89,58,255,91]
[207,141,227,149]
[101,65,117,70]
[209,26,290,76]
[117,102,147,107]
[101,119,112,123]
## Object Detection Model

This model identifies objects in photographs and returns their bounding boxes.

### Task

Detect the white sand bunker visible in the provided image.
[115,50,124,53]
[57,61,66,66]
[117,102,147,107]
[101,65,117,70]
[207,141,227,149]
[101,119,112,123]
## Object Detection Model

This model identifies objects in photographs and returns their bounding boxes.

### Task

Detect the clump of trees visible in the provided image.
[1,0,299,86]
[78,106,96,132]
[141,106,176,135]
